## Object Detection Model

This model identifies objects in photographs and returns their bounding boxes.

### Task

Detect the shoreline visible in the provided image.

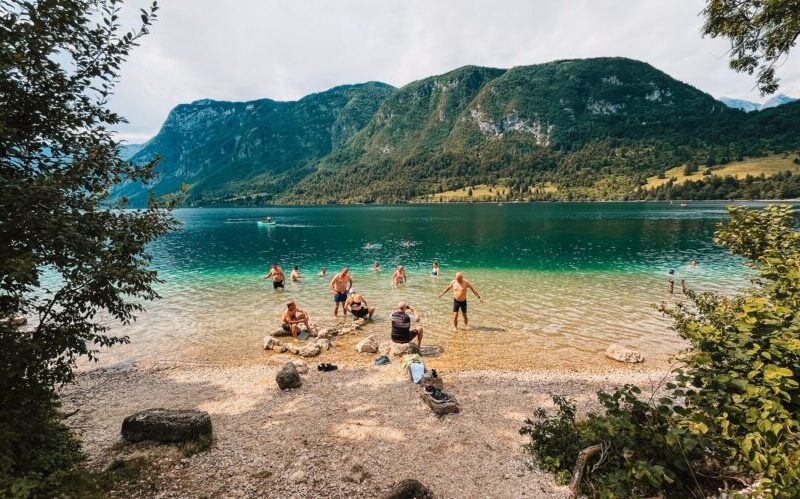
[63,360,670,498]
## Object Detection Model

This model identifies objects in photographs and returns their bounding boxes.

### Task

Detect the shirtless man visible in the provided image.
[281,300,310,339]
[438,272,483,330]
[290,266,301,281]
[329,267,353,318]
[261,262,285,290]
[345,291,375,320]
[391,265,407,285]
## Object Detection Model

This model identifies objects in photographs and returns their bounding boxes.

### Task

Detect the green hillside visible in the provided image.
[116,58,800,205]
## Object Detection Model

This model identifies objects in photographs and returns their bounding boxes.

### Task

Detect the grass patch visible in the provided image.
[178,434,215,458]
[645,154,800,189]
[49,456,157,498]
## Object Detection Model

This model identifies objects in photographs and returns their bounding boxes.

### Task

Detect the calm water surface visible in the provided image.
[95,202,780,370]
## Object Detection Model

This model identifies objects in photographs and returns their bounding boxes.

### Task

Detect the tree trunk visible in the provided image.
[568,444,602,499]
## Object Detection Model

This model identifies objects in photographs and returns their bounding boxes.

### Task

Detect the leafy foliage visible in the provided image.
[0,0,174,495]
[522,205,800,498]
[702,0,800,95]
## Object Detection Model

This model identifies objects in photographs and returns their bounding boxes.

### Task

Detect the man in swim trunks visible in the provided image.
[329,267,353,318]
[438,272,483,330]
[262,262,285,289]
[346,291,375,320]
[390,302,423,348]
[281,300,310,340]
[391,265,407,285]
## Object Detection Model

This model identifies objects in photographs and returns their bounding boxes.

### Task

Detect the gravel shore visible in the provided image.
[62,358,670,498]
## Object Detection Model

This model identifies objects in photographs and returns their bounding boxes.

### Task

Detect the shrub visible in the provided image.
[523,205,800,498]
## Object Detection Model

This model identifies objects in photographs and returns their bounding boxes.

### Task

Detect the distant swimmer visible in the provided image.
[392,265,407,285]
[290,266,301,281]
[401,240,413,248]
[689,259,697,268]
[319,266,327,277]
[261,262,285,290]
[438,272,483,330]
[346,291,376,320]
[364,242,374,249]
[281,300,310,340]
[390,302,423,348]
[431,260,440,277]
[371,260,381,272]
[329,267,353,318]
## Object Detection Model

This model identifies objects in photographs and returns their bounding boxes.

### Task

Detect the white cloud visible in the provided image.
[110,0,800,143]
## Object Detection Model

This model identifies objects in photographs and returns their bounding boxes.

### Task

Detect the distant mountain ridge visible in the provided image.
[720,93,797,112]
[116,57,800,205]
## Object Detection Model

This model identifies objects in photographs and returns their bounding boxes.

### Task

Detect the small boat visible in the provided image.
[258,218,276,226]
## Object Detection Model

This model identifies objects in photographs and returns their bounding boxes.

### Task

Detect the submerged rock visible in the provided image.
[355,335,378,354]
[276,362,302,390]
[605,343,645,363]
[419,345,444,357]
[383,478,435,499]
[121,408,212,443]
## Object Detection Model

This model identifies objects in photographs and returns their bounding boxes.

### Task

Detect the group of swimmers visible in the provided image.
[667,259,697,294]
[262,262,481,347]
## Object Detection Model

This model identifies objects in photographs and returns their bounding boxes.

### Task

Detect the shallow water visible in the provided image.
[93,202,783,370]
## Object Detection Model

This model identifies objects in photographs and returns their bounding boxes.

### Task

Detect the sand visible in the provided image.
[61,358,671,498]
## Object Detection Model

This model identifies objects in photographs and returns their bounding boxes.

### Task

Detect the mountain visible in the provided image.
[118,143,143,160]
[116,58,800,205]
[115,82,394,205]
[720,93,797,112]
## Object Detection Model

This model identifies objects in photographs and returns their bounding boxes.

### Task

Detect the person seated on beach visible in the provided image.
[281,300,310,340]
[431,260,440,277]
[261,262,285,290]
[391,265,407,285]
[346,291,375,320]
[290,266,301,281]
[329,267,353,318]
[390,302,423,348]
[371,260,380,272]
[319,266,327,277]
[438,272,483,331]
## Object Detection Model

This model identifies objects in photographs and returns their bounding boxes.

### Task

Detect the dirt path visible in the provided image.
[62,361,668,498]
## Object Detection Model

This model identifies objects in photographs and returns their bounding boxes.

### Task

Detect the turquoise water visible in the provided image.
[98,202,784,370]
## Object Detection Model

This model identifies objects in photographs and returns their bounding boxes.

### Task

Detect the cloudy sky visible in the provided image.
[112,0,800,143]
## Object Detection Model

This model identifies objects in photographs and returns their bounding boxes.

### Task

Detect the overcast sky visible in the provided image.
[112,0,800,143]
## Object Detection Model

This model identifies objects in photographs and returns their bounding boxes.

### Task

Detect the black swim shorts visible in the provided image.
[273,280,284,289]
[452,299,467,313]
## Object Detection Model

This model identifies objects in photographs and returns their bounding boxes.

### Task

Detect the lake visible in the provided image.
[96,202,775,371]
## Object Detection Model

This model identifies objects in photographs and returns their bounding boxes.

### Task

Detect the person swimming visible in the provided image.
[364,242,374,249]
[431,260,440,277]
[391,265,407,285]
[319,266,327,277]
[371,260,380,272]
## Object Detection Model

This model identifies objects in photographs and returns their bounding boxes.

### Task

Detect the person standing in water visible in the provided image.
[391,265,407,286]
[438,272,483,330]
[329,267,353,318]
[371,260,380,272]
[262,262,285,290]
[667,269,677,294]
[319,266,327,277]
[290,266,301,281]
[431,260,440,277]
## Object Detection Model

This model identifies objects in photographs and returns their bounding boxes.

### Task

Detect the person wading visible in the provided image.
[438,272,483,331]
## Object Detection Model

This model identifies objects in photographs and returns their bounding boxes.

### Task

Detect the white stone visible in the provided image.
[605,343,645,363]
[355,335,378,354]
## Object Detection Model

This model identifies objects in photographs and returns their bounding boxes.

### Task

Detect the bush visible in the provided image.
[523,205,800,498]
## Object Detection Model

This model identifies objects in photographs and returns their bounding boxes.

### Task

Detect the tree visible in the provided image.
[0,0,176,493]
[702,0,800,95]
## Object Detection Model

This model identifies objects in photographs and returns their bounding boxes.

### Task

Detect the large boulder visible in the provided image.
[605,343,645,363]
[355,335,378,354]
[383,479,435,499]
[121,408,212,443]
[379,341,419,357]
[276,362,302,390]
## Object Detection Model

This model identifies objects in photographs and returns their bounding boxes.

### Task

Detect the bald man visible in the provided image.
[438,272,483,330]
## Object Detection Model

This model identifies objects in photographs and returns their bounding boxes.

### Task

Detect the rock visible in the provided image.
[286,344,300,355]
[420,373,443,390]
[121,408,212,443]
[420,392,460,417]
[298,343,321,358]
[289,469,306,483]
[276,363,302,390]
[383,479,435,499]
[272,327,291,337]
[317,327,337,339]
[314,338,332,351]
[355,335,378,354]
[272,344,287,353]
[605,343,645,363]
[380,341,419,357]
[419,345,444,357]
[1,315,27,327]
[263,336,283,350]
[290,360,309,374]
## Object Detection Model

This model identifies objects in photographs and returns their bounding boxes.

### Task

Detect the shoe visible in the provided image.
[373,355,390,366]
[317,363,338,372]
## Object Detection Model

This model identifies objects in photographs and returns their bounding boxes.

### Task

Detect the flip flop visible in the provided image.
[373,355,390,365]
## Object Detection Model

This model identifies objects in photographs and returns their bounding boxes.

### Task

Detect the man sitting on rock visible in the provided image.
[281,300,310,340]
[390,302,423,348]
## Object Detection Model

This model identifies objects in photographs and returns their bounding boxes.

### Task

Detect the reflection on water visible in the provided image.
[92,202,779,371]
